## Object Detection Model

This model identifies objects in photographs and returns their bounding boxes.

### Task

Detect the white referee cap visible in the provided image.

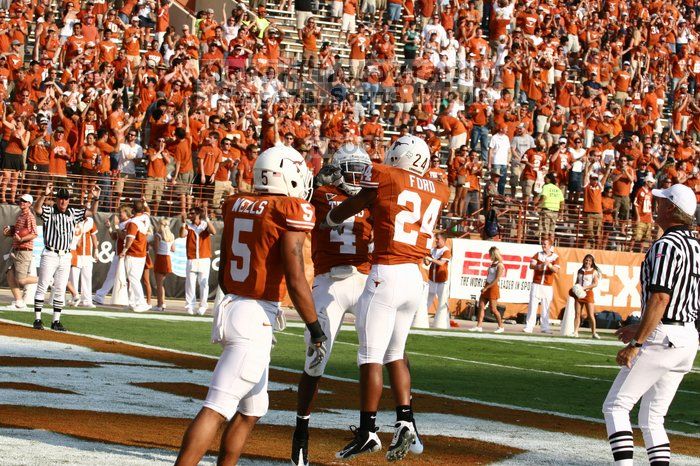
[652,184,697,217]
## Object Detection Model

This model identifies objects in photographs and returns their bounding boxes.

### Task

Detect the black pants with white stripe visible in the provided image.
[602,323,698,465]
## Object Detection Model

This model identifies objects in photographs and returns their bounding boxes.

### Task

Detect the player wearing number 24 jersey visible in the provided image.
[292,145,373,466]
[176,146,327,466]
[328,135,449,462]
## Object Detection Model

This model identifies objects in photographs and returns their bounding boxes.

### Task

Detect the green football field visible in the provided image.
[1,309,698,435]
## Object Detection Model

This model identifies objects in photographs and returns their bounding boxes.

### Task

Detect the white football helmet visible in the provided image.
[385,135,431,176]
[253,145,313,200]
[332,143,371,195]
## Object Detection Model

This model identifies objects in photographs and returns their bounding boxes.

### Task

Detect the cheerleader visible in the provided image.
[573,254,601,339]
[152,218,175,312]
[470,246,505,333]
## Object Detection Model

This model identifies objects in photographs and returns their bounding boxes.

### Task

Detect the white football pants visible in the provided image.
[125,255,147,310]
[95,253,119,301]
[525,283,553,331]
[34,250,72,311]
[185,258,211,312]
[70,258,94,305]
[603,322,698,465]
[428,280,450,329]
[303,271,366,376]
[356,263,423,365]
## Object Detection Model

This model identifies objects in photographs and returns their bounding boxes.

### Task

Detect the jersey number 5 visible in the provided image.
[230,219,253,282]
[393,190,441,248]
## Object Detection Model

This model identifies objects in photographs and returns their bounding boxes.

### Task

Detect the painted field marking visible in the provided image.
[1,318,698,439]
[1,309,626,347]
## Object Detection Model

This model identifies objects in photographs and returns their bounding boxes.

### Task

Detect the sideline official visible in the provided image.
[603,184,699,465]
[32,183,100,331]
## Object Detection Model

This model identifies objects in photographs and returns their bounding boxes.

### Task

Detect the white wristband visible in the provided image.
[325,211,341,228]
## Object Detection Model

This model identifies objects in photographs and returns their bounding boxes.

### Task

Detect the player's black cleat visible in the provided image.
[291,431,309,466]
[336,426,381,460]
[33,319,44,330]
[50,321,66,332]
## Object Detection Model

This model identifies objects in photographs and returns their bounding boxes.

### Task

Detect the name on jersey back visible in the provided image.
[232,197,268,215]
[408,174,437,193]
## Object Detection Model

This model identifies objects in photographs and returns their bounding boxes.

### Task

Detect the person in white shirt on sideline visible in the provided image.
[424,232,451,329]
[180,203,216,315]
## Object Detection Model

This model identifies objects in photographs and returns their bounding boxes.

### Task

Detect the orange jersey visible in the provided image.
[220,194,315,301]
[311,185,372,276]
[360,164,450,265]
[72,217,97,256]
[531,251,560,286]
[185,221,213,259]
[428,246,451,283]
[125,220,148,258]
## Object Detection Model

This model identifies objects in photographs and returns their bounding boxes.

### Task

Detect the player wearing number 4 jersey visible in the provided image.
[176,146,327,466]
[328,135,450,462]
[292,145,373,466]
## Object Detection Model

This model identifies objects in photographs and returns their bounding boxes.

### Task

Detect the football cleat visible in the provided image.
[336,426,381,460]
[409,419,424,455]
[33,319,44,330]
[291,431,309,466]
[50,321,67,332]
[386,421,416,462]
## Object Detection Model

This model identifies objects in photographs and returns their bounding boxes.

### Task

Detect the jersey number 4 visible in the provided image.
[393,190,441,248]
[330,217,357,254]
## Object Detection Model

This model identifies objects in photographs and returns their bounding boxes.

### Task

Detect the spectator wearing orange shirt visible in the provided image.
[197,132,223,204]
[172,127,194,211]
[631,174,656,252]
[236,144,258,192]
[611,156,636,225]
[299,17,321,79]
[1,113,29,204]
[144,138,171,215]
[468,90,491,162]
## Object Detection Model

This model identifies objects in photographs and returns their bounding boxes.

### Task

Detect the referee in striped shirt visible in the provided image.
[32,182,100,331]
[603,184,699,466]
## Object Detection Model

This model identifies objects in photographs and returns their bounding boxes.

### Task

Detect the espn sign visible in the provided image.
[450,240,541,302]
[450,239,644,315]
[462,252,533,280]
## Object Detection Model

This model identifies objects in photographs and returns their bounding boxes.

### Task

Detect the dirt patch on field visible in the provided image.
[0,356,99,367]
[2,321,700,459]
[0,382,76,394]
[0,405,520,465]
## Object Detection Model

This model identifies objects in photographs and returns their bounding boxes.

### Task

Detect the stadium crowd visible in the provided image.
[0,0,698,251]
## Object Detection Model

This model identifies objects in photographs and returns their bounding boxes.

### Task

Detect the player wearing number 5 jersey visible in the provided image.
[328,135,450,462]
[176,146,327,466]
[292,145,373,466]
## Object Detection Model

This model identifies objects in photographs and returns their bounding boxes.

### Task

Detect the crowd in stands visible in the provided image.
[0,0,699,251]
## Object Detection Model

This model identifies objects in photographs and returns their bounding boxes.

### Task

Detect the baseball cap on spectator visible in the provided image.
[371,109,380,116]
[426,124,437,132]
[590,172,599,179]
[55,126,65,133]
[644,174,656,184]
[56,188,71,199]
[11,40,20,45]
[19,194,33,204]
[415,126,424,133]
[558,137,567,144]
[652,184,697,217]
[604,111,614,117]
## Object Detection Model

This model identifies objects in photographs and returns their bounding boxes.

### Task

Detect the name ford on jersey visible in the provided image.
[408,174,436,193]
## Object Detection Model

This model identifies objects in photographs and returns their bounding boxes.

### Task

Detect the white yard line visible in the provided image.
[8,308,628,346]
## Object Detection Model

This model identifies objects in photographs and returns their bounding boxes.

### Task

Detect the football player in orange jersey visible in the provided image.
[175,146,327,466]
[329,135,450,461]
[291,144,373,466]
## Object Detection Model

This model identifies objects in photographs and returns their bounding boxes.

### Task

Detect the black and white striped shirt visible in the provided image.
[641,226,700,322]
[40,205,86,252]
